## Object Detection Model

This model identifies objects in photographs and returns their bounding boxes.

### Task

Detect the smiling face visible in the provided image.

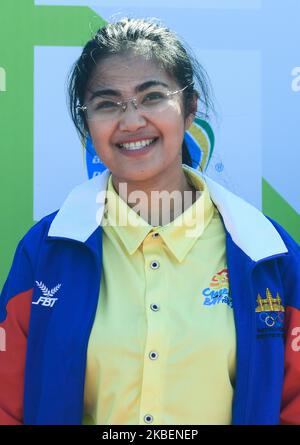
[84,53,195,189]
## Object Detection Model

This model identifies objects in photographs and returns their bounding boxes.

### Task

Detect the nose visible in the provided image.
[118,101,147,132]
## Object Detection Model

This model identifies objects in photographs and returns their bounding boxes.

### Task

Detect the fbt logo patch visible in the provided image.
[202,268,232,308]
[32,281,61,307]
[32,296,57,307]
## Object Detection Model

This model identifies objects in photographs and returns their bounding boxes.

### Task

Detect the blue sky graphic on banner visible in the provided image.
[33,0,299,226]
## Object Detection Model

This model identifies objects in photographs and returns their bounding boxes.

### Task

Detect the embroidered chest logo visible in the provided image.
[202,268,232,308]
[256,288,285,339]
[32,281,61,307]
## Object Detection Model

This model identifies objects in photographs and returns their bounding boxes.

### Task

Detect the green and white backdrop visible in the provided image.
[0,0,299,288]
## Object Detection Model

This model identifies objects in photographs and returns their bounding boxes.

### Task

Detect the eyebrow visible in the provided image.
[137,80,169,92]
[89,80,170,101]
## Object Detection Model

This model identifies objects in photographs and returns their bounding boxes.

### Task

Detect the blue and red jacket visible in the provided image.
[0,167,300,425]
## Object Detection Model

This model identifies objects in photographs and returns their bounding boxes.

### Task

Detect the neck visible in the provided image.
[112,165,200,226]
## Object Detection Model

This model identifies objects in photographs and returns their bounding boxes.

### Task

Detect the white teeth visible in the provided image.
[119,138,156,150]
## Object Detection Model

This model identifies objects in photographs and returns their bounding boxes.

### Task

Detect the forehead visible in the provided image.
[86,54,177,95]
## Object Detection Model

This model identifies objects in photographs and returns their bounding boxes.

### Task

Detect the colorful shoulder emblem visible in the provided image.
[202,268,232,308]
[256,288,285,338]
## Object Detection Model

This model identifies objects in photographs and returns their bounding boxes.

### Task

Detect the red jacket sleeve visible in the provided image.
[0,240,34,425]
[281,306,300,424]
[280,233,300,425]
[0,290,32,424]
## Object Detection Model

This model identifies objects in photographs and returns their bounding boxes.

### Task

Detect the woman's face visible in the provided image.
[84,53,195,186]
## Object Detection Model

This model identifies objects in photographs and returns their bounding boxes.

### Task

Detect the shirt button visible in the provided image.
[144,414,153,424]
[152,232,159,238]
[149,351,159,360]
[150,303,160,312]
[150,260,160,270]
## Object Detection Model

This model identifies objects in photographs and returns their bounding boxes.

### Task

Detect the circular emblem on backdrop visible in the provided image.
[184,117,215,172]
[85,117,215,179]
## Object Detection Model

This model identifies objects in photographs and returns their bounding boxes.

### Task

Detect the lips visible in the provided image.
[117,137,159,151]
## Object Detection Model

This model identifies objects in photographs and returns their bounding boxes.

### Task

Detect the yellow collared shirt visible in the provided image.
[83,166,236,425]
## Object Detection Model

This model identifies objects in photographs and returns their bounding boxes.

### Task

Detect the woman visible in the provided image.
[0,18,299,425]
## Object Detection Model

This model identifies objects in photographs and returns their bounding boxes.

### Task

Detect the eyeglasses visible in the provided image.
[77,84,190,122]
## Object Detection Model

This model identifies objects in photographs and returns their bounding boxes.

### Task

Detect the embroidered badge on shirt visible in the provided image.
[256,288,285,339]
[32,281,61,307]
[202,268,232,308]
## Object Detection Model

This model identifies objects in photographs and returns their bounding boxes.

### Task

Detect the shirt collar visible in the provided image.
[48,166,288,262]
[104,173,152,255]
[103,167,215,261]
[158,166,215,262]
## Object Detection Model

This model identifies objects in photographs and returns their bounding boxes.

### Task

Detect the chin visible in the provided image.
[114,165,162,184]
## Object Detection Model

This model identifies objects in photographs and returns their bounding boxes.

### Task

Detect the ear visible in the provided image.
[184,92,198,131]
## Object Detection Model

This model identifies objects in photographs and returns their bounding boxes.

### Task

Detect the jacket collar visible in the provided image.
[48,167,288,262]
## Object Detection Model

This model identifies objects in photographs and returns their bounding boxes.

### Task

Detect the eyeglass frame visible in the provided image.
[76,83,193,120]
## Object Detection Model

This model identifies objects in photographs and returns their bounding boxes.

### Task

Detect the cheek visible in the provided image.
[161,113,186,146]
[155,107,185,137]
[89,123,109,142]
[88,125,113,159]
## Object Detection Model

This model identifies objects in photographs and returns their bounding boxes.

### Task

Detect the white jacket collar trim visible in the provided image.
[48,167,288,262]
[48,169,110,243]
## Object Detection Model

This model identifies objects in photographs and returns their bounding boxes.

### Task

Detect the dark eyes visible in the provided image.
[142,91,166,103]
[94,100,118,110]
[92,91,166,110]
